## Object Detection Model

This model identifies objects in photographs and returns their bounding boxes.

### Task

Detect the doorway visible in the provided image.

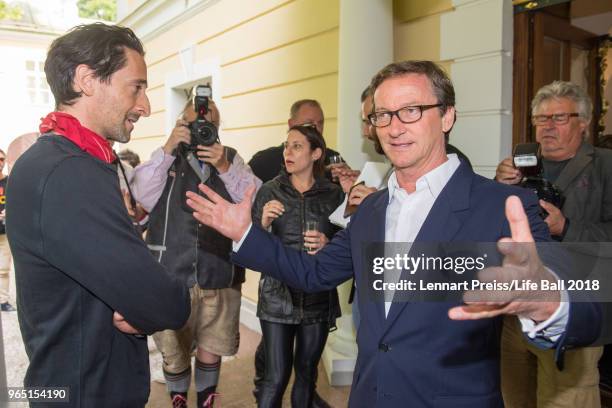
[512,0,610,146]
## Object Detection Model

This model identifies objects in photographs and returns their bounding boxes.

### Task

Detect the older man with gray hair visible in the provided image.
[495,80,612,407]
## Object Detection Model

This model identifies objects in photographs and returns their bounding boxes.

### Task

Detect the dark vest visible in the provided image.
[146,146,245,288]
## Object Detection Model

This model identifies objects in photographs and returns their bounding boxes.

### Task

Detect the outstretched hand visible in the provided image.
[448,195,560,322]
[186,183,256,242]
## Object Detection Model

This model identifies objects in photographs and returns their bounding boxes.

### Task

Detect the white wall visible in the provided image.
[441,0,513,178]
[336,0,393,168]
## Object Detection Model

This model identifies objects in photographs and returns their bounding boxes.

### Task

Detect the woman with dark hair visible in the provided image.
[252,124,344,407]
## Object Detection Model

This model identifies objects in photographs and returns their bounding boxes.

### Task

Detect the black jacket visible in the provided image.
[252,171,343,326]
[146,145,245,288]
[6,134,190,408]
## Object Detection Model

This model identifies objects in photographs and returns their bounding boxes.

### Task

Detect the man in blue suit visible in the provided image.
[186,61,601,407]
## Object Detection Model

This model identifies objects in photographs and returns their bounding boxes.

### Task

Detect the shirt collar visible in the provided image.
[387,154,461,203]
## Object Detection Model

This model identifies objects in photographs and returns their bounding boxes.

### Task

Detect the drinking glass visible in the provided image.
[303,220,319,252]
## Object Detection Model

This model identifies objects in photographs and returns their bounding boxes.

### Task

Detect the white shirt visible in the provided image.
[383,154,461,315]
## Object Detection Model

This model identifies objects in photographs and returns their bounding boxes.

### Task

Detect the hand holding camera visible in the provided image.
[539,200,566,236]
[163,119,191,155]
[496,143,565,226]
[196,143,230,173]
[495,157,522,185]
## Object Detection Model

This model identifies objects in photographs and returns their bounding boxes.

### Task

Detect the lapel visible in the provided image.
[554,142,593,193]
[382,162,473,333]
[367,188,390,325]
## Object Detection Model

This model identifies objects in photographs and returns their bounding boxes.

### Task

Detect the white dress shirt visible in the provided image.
[383,154,461,315]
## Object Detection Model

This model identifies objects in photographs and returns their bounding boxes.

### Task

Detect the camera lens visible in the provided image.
[189,120,218,147]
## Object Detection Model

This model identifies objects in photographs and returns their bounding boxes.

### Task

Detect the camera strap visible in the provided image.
[186,151,211,184]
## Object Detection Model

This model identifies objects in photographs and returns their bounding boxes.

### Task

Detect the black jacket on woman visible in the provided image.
[252,170,343,327]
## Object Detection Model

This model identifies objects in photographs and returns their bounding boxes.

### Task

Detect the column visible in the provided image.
[322,0,393,386]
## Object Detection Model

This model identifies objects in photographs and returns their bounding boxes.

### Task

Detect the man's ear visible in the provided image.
[442,106,456,133]
[73,64,97,97]
[578,119,589,137]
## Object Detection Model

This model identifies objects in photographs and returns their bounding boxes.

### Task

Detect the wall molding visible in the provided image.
[163,57,221,136]
[119,0,222,42]
[453,50,511,63]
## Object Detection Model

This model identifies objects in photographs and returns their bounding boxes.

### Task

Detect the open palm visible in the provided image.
[186,183,256,242]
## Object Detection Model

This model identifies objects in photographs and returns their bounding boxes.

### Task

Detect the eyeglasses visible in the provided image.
[283,141,305,152]
[532,113,580,126]
[368,104,443,127]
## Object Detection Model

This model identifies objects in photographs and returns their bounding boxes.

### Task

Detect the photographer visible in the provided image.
[131,91,261,408]
[495,81,612,407]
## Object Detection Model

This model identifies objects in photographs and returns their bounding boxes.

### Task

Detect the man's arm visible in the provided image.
[41,157,190,334]
[130,147,176,212]
[186,184,353,292]
[218,152,262,203]
[448,193,602,349]
[235,224,353,292]
[131,120,190,211]
[563,174,612,242]
[448,195,560,322]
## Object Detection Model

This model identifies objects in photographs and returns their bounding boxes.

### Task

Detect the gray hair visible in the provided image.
[531,81,592,136]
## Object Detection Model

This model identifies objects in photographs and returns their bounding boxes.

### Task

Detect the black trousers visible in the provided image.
[257,320,329,408]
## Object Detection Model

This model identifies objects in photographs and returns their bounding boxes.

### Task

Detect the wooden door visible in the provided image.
[513,9,599,146]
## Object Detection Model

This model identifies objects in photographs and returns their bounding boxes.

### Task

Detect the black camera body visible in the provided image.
[187,85,219,149]
[513,143,564,215]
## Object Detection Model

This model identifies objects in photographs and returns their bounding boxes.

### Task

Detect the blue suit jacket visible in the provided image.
[234,162,600,408]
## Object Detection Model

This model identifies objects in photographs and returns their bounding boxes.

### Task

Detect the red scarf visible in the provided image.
[39,112,116,164]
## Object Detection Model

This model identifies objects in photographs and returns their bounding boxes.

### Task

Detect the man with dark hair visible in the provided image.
[6,23,190,408]
[187,60,600,407]
[361,85,470,165]
[342,85,471,207]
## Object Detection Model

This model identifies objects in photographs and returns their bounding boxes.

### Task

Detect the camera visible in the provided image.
[187,85,219,148]
[513,143,564,216]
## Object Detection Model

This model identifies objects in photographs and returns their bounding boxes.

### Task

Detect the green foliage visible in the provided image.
[77,0,116,22]
[0,0,24,21]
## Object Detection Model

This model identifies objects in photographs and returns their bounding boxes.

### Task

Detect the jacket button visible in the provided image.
[378,343,390,352]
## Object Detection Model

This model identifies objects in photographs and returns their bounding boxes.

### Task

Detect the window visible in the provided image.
[25,59,51,105]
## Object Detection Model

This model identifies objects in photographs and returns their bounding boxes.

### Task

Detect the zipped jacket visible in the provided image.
[252,171,343,326]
